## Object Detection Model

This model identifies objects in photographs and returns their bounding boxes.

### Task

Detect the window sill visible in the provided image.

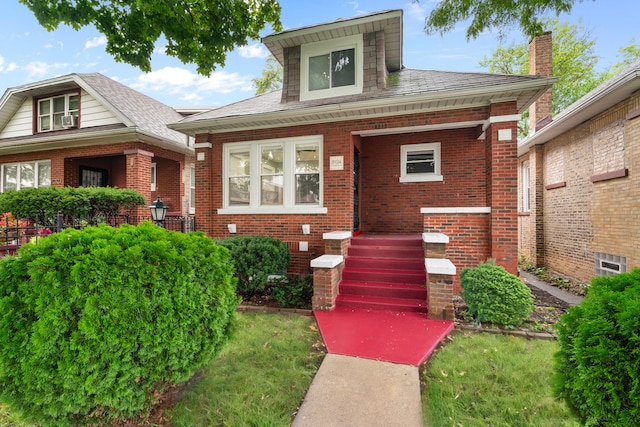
[518,211,531,216]
[400,174,443,183]
[218,206,328,215]
[590,168,628,183]
[545,181,566,190]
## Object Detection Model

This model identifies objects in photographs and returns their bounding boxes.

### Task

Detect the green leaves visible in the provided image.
[460,262,534,326]
[20,0,283,75]
[554,268,640,426]
[0,222,239,425]
[422,0,579,40]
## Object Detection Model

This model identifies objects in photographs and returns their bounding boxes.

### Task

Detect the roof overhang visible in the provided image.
[519,65,640,156]
[0,127,194,156]
[263,9,403,72]
[169,78,554,136]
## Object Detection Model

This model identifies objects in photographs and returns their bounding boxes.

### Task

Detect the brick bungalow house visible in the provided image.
[170,9,554,315]
[0,73,196,217]
[518,54,640,284]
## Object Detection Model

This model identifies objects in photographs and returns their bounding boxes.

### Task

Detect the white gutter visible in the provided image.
[0,128,194,156]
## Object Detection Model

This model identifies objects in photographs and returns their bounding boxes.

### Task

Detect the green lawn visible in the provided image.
[422,331,580,427]
[1,314,580,426]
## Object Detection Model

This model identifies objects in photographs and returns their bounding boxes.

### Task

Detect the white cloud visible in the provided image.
[238,44,269,59]
[85,36,107,49]
[405,1,428,21]
[24,61,51,78]
[132,66,253,98]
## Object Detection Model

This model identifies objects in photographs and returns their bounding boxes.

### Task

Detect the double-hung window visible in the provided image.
[37,92,79,132]
[300,35,363,101]
[400,143,443,182]
[221,136,325,214]
[1,160,51,192]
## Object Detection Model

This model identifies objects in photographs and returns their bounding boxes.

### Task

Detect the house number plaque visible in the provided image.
[329,156,344,171]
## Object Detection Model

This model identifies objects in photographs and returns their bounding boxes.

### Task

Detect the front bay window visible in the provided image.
[222,136,325,214]
[300,35,363,101]
[1,160,51,192]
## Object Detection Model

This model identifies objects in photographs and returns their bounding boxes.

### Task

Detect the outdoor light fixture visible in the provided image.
[302,224,311,235]
[149,196,168,226]
[227,223,237,234]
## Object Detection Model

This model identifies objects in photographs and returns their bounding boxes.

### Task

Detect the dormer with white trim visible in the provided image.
[262,9,403,103]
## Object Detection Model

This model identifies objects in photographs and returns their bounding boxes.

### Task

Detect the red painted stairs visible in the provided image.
[336,234,428,313]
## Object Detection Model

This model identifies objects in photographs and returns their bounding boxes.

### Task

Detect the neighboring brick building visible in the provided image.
[0,73,196,217]
[170,10,553,310]
[518,57,640,284]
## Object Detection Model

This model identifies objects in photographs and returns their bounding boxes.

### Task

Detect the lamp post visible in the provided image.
[149,196,168,227]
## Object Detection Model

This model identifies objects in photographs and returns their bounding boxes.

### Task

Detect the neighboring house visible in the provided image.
[169,9,554,309]
[518,57,640,284]
[0,73,196,217]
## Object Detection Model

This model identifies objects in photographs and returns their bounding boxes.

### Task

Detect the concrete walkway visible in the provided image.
[292,272,585,426]
[520,270,584,306]
[292,354,422,427]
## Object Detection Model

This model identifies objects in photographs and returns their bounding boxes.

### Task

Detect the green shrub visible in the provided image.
[554,268,640,426]
[271,275,314,308]
[0,222,239,426]
[0,186,146,220]
[460,262,534,326]
[217,235,290,297]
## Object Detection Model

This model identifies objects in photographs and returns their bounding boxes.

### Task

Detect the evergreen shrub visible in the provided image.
[217,235,290,297]
[554,268,640,426]
[460,261,534,326]
[271,275,314,308]
[0,222,239,426]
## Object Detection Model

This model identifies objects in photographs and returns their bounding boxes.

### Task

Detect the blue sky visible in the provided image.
[1,0,637,108]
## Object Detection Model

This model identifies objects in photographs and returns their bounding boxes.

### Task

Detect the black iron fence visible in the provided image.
[1,212,196,255]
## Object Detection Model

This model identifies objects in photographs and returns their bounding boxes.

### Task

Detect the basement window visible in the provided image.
[595,252,626,277]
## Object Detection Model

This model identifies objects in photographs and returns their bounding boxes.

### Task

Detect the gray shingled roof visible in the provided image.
[0,73,189,150]
[76,73,187,146]
[175,68,552,128]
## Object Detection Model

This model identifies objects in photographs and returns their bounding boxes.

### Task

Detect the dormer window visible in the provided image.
[37,92,79,132]
[300,35,363,101]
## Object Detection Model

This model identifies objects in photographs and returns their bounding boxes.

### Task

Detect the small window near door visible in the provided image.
[400,143,442,183]
[189,165,195,213]
[151,163,157,191]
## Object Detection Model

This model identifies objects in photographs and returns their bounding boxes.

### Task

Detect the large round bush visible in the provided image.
[0,222,239,425]
[460,262,534,326]
[554,268,640,426]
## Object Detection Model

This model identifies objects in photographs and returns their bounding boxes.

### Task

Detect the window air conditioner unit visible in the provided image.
[61,115,77,128]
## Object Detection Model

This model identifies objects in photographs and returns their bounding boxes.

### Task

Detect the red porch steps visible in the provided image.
[335,234,428,313]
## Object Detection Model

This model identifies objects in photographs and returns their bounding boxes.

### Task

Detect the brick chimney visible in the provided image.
[528,32,553,133]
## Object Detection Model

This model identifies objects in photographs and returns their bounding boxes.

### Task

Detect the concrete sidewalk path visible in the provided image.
[292,354,422,427]
[520,271,584,306]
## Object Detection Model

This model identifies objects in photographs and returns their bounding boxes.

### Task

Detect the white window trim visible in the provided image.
[37,93,79,132]
[300,34,364,102]
[521,160,530,212]
[1,160,52,192]
[399,143,443,183]
[150,162,157,192]
[219,135,327,215]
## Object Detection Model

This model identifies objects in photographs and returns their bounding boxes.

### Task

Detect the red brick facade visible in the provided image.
[0,141,194,217]
[195,102,520,282]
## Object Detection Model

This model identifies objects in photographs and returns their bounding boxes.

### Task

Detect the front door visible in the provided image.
[353,148,360,231]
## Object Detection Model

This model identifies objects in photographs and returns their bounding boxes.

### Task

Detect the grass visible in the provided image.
[422,331,580,427]
[1,314,580,426]
[167,312,324,426]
